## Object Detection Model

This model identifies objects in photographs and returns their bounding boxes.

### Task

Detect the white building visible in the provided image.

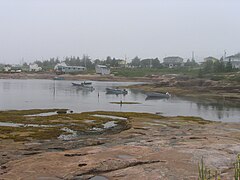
[54,62,86,73]
[163,56,184,68]
[224,53,240,69]
[116,60,127,68]
[3,66,11,72]
[95,65,110,75]
[29,63,42,72]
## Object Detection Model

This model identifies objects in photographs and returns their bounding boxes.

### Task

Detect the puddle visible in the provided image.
[0,122,55,128]
[25,142,42,146]
[84,120,96,123]
[103,121,117,129]
[90,121,117,131]
[58,127,78,141]
[25,110,73,117]
[91,127,103,131]
[91,114,127,120]
[25,112,58,117]
[117,154,134,159]
[98,137,107,140]
[144,122,161,126]
[90,176,108,180]
[36,177,61,180]
[0,122,23,127]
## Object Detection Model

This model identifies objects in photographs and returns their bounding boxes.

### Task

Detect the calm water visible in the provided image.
[0,79,239,122]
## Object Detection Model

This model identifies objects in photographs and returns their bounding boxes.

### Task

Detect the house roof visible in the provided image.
[163,56,183,59]
[226,53,240,59]
[96,65,108,68]
[163,56,183,63]
[204,56,219,61]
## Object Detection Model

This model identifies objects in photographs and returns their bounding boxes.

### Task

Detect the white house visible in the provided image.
[54,62,86,73]
[29,63,42,72]
[95,65,110,75]
[224,53,240,69]
[116,60,127,68]
[4,66,22,73]
[3,66,11,72]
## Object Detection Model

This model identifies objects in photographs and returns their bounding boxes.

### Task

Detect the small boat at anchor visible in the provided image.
[72,82,84,87]
[82,81,92,85]
[72,81,92,86]
[53,77,65,80]
[146,92,170,98]
[72,82,95,91]
[106,88,128,95]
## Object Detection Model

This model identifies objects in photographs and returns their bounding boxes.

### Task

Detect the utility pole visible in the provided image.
[191,51,195,61]
[150,59,152,68]
[124,54,127,68]
[224,50,226,60]
[83,54,87,67]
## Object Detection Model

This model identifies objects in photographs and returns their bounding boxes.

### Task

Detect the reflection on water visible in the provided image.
[0,79,239,122]
[196,101,231,120]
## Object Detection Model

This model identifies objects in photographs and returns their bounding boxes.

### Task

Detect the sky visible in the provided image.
[0,0,240,64]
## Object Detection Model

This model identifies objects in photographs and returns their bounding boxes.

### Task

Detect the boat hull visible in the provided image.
[146,92,170,98]
[106,88,128,94]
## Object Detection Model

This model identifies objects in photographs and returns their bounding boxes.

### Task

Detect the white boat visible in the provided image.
[82,81,92,85]
[146,92,170,98]
[53,77,65,80]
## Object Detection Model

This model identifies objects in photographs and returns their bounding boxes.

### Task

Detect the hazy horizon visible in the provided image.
[1,0,240,64]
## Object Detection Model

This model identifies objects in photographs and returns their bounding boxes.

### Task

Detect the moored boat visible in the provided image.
[72,82,95,91]
[72,82,84,87]
[82,81,92,85]
[53,77,65,80]
[146,92,170,98]
[106,88,128,94]
[72,81,92,86]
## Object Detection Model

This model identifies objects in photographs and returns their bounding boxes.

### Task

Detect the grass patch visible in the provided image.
[112,67,200,77]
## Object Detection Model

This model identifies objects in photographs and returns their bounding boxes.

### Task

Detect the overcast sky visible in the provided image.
[0,0,240,64]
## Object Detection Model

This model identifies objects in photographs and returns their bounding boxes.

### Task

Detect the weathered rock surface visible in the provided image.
[1,114,240,179]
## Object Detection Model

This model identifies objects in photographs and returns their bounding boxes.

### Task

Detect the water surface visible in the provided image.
[0,79,239,122]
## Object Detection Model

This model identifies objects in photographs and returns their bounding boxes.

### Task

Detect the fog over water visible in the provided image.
[0,0,240,63]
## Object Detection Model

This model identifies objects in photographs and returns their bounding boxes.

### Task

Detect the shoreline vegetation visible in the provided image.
[0,109,239,179]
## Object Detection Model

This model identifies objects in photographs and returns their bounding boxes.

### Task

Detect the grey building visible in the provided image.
[163,56,184,68]
[54,62,86,73]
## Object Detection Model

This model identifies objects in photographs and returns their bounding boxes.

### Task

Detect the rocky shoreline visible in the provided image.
[0,74,239,179]
[0,111,239,179]
[0,72,152,82]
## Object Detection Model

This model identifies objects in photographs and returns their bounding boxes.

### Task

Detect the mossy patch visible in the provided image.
[0,109,133,141]
[0,109,213,141]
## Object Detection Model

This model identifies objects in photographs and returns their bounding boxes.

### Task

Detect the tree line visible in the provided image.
[201,57,234,73]
[9,55,237,73]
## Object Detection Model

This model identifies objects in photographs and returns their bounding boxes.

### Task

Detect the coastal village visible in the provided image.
[1,1,240,179]
[0,53,240,179]
[0,52,240,75]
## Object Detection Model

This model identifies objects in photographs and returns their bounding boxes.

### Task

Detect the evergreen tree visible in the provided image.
[225,59,233,72]
[131,56,141,67]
